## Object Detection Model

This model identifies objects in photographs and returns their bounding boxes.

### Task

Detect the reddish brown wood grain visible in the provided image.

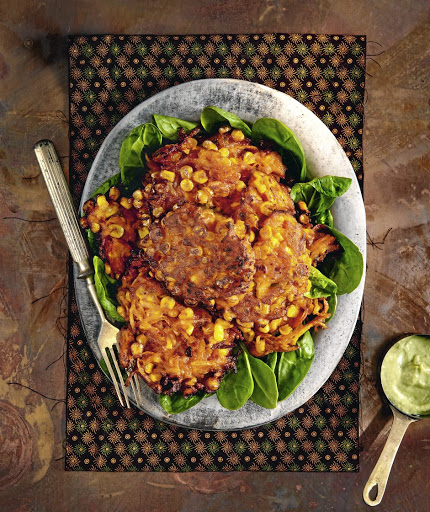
[0,1,429,510]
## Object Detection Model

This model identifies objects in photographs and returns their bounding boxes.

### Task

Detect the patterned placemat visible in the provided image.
[66,33,365,472]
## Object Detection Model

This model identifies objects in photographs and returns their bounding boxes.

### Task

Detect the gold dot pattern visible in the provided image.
[66,33,364,472]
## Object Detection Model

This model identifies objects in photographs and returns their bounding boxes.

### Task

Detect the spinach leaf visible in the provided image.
[217,349,254,410]
[266,352,278,372]
[93,255,125,323]
[305,266,337,299]
[152,114,199,140]
[200,106,252,137]
[326,293,337,322]
[158,391,210,414]
[244,345,278,409]
[91,172,122,197]
[276,331,315,402]
[315,209,334,228]
[290,176,352,225]
[309,175,352,197]
[86,229,99,256]
[251,118,307,181]
[119,122,162,185]
[320,227,363,295]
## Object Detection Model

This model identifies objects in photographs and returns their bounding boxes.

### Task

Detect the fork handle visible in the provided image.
[34,140,92,278]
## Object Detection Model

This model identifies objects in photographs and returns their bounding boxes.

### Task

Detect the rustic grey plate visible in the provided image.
[75,79,366,430]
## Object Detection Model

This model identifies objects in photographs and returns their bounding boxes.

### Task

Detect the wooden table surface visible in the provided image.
[1,1,429,511]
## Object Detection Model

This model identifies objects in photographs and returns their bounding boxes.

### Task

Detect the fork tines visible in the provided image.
[102,345,143,409]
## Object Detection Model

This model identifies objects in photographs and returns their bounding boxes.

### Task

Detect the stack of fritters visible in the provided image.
[81,126,338,396]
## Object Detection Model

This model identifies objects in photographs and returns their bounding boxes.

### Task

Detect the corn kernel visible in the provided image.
[117,306,126,317]
[133,199,144,209]
[104,262,111,275]
[133,189,143,200]
[136,286,146,299]
[206,232,216,241]
[255,336,265,354]
[186,377,197,385]
[96,195,108,207]
[197,190,210,204]
[213,323,224,342]
[131,342,143,357]
[217,348,230,356]
[179,307,194,320]
[188,137,198,147]
[193,170,208,184]
[243,329,255,342]
[166,339,173,349]
[287,305,299,318]
[234,220,246,239]
[153,206,164,217]
[144,363,153,374]
[167,309,179,317]
[255,181,267,194]
[202,140,218,150]
[153,354,162,363]
[259,303,270,315]
[183,148,190,154]
[231,129,245,142]
[259,324,270,333]
[236,180,246,192]
[219,147,229,157]
[269,237,280,248]
[160,296,176,309]
[137,333,147,344]
[218,125,231,134]
[223,310,235,322]
[160,170,175,182]
[120,197,133,209]
[260,225,272,239]
[298,200,308,211]
[256,281,270,299]
[270,319,282,331]
[206,377,220,391]
[186,325,194,336]
[249,231,255,243]
[90,222,100,233]
[237,320,254,328]
[285,246,293,255]
[226,295,240,306]
[109,186,120,201]
[145,184,152,193]
[171,152,181,162]
[260,201,275,216]
[149,373,161,382]
[138,227,149,239]
[243,151,256,165]
[106,224,124,238]
[208,299,215,306]
[179,165,193,178]
[218,319,232,329]
[180,179,194,191]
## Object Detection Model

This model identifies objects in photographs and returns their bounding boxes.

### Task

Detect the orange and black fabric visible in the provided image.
[66,34,365,472]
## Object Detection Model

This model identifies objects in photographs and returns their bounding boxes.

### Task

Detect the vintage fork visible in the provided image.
[34,139,142,408]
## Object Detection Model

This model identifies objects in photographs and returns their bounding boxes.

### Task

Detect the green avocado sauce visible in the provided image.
[381,335,430,416]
